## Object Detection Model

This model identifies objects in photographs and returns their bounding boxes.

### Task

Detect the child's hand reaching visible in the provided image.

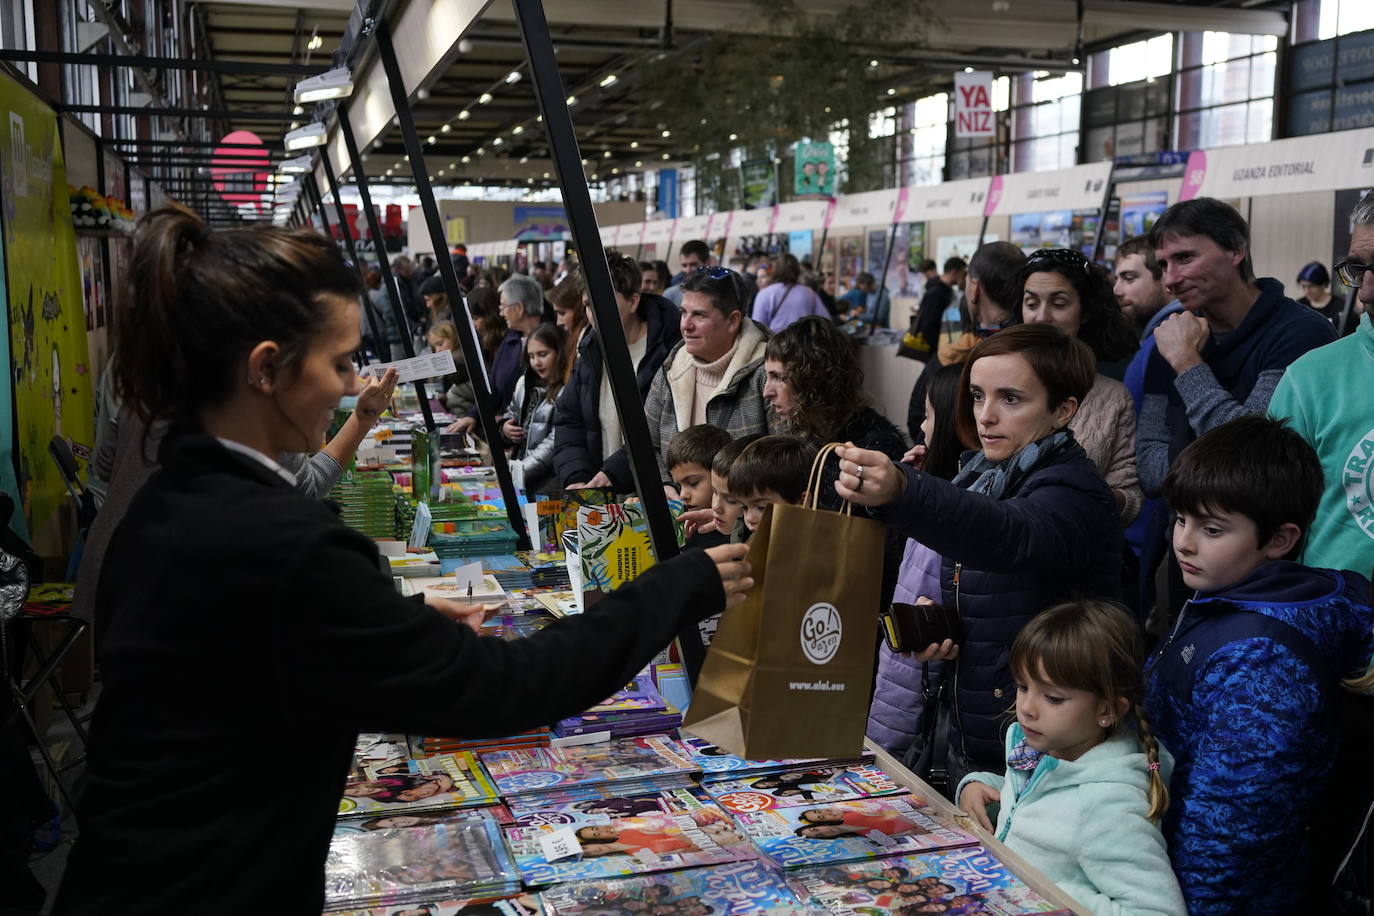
[677,507,719,538]
[958,782,1000,832]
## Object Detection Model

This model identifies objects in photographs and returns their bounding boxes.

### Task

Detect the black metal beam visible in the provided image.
[0,48,323,76]
[375,17,531,551]
[106,139,281,149]
[513,0,684,630]
[336,107,436,435]
[322,150,388,369]
[59,104,301,121]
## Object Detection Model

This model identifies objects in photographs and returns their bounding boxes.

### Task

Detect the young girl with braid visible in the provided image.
[957,602,1186,916]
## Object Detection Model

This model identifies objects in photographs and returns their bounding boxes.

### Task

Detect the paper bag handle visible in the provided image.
[805,442,852,516]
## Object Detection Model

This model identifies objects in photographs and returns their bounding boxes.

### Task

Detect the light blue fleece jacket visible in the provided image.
[958,723,1186,916]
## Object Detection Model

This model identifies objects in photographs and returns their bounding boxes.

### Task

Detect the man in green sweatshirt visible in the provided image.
[1269,189,1374,573]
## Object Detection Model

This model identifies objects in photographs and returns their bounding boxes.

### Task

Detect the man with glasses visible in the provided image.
[1270,189,1374,573]
[663,239,712,308]
[445,275,544,436]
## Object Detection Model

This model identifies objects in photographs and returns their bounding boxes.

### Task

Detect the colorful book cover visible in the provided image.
[327,893,546,916]
[703,763,904,814]
[339,752,500,817]
[552,708,682,740]
[731,795,979,869]
[506,804,756,885]
[583,674,668,714]
[541,861,814,916]
[323,818,521,911]
[480,735,698,796]
[334,806,496,839]
[789,846,1072,916]
[503,776,699,819]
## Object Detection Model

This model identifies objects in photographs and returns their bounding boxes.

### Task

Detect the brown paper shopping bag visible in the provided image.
[683,443,885,760]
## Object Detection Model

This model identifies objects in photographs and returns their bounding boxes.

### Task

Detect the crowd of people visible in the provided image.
[43,189,1374,915]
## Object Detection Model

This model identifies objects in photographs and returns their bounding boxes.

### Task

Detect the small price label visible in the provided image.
[539,826,582,862]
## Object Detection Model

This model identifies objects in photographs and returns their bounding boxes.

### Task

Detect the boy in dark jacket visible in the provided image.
[1145,416,1374,915]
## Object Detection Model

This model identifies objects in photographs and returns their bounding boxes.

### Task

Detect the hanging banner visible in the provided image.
[954,71,995,139]
[1179,127,1374,202]
[0,70,96,544]
[794,141,836,197]
[827,188,901,230]
[985,162,1113,216]
[773,199,832,233]
[740,158,776,210]
[899,176,994,222]
[671,214,711,246]
[656,169,679,219]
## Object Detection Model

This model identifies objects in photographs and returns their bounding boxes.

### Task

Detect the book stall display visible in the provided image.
[312,392,1089,916]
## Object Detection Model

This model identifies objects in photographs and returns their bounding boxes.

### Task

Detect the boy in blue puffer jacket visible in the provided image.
[1145,416,1374,915]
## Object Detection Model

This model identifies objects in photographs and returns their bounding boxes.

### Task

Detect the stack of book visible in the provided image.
[408,729,551,760]
[479,735,700,818]
[323,817,521,911]
[329,470,398,539]
[552,674,683,740]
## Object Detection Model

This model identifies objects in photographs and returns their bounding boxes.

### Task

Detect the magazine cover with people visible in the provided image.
[789,846,1072,916]
[679,736,840,778]
[323,818,521,912]
[506,805,756,884]
[731,795,977,869]
[540,861,815,916]
[338,752,501,817]
[702,764,904,813]
[480,736,699,796]
[327,892,546,916]
[510,787,708,829]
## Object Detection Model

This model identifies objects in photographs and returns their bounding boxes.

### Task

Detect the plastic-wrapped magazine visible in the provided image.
[334,806,495,839]
[732,795,978,869]
[327,892,546,916]
[703,763,904,814]
[323,818,520,911]
[354,734,412,766]
[541,861,817,916]
[480,736,698,796]
[339,753,500,817]
[679,736,854,779]
[503,775,699,819]
[789,846,1073,915]
[509,787,706,828]
[506,804,756,884]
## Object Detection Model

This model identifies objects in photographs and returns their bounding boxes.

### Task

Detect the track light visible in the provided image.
[278,154,313,174]
[283,121,327,150]
[293,66,354,104]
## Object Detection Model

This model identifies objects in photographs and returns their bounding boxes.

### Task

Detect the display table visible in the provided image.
[856,341,924,440]
[865,739,1091,915]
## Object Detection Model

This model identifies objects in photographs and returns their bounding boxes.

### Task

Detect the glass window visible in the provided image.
[1176,31,1277,149]
[1011,71,1081,172]
[901,92,947,187]
[1320,0,1374,39]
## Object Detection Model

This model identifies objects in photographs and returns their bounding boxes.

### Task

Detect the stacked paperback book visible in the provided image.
[329,470,397,539]
[552,674,683,740]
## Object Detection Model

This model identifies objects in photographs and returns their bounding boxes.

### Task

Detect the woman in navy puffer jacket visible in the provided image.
[838,325,1122,788]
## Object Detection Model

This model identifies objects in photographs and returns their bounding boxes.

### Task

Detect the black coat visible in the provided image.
[553,292,682,489]
[870,445,1121,771]
[52,433,724,915]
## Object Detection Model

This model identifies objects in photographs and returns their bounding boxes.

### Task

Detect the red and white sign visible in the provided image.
[954,71,995,139]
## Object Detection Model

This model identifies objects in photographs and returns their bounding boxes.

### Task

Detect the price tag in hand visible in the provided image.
[539,827,583,862]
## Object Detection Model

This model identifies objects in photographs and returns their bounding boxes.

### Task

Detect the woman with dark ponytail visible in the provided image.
[52,206,754,916]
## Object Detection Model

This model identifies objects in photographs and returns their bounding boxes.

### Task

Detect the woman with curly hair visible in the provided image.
[763,316,906,606]
[1016,248,1141,524]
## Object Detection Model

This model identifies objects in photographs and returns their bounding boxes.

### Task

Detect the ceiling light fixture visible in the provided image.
[512,125,525,135]
[278,154,313,174]
[599,73,618,87]
[293,66,354,104]
[457,110,471,120]
[505,70,522,84]
[566,95,577,106]
[441,124,452,133]
[283,121,328,150]
[478,92,493,104]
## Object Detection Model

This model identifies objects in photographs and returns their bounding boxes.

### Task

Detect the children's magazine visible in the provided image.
[540,860,815,916]
[731,795,978,869]
[338,752,500,817]
[702,763,904,814]
[789,846,1072,916]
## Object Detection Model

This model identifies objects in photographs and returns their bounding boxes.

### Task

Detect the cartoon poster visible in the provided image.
[0,69,96,545]
[513,205,569,242]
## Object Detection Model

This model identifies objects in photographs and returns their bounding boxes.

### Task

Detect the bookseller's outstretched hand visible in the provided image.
[427,598,504,633]
[706,544,753,607]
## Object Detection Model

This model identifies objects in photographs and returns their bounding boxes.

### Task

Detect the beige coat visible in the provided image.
[1068,374,1142,525]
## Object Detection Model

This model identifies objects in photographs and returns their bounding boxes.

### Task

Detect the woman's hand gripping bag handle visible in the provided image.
[683,443,886,760]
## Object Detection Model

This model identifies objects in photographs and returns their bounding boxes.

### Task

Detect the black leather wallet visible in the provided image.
[881,602,964,652]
